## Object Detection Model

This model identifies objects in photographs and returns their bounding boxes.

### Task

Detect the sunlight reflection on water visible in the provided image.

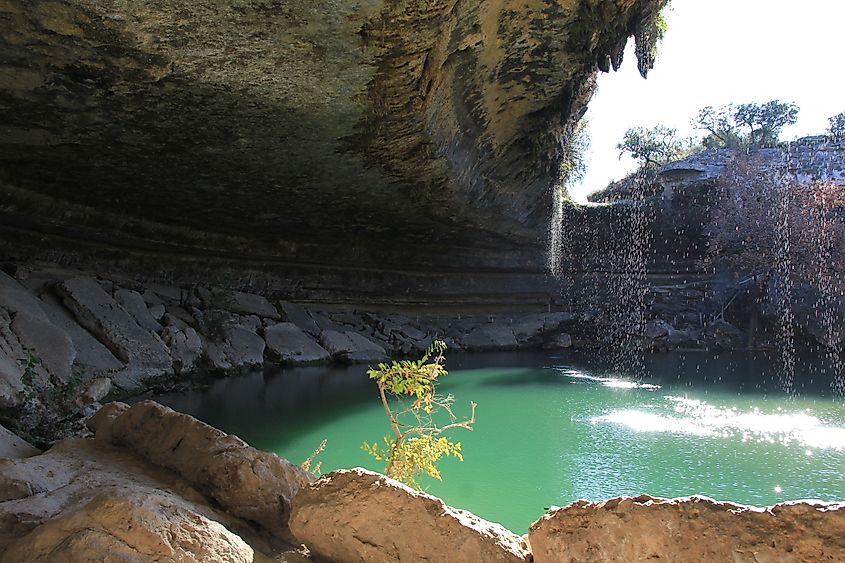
[592,396,845,450]
[554,367,662,390]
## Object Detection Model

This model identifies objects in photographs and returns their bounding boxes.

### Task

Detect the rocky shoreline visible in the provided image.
[1,399,842,561]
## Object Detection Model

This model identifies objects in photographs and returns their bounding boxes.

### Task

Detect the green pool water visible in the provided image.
[154,351,845,533]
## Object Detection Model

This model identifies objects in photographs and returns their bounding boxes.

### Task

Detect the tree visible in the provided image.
[829,111,845,137]
[693,105,743,149]
[617,125,685,168]
[362,341,476,488]
[692,101,799,149]
[733,100,799,147]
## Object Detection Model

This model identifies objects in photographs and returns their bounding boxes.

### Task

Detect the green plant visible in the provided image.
[17,349,41,400]
[362,341,476,489]
[301,439,327,476]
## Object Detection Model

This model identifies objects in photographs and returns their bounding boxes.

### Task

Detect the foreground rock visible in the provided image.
[0,425,39,459]
[0,438,260,559]
[528,495,845,562]
[89,400,310,541]
[2,490,255,563]
[290,468,531,562]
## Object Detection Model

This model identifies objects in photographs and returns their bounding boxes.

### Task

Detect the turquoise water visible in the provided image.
[154,351,845,533]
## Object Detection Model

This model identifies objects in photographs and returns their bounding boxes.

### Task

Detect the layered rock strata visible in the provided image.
[0,0,666,271]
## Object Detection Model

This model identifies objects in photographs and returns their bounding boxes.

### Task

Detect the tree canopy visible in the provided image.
[692,100,799,149]
[829,111,845,137]
[616,125,686,168]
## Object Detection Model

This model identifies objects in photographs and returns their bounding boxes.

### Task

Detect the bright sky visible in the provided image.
[570,0,845,201]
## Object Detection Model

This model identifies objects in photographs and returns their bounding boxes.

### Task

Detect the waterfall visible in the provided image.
[547,186,567,279]
[770,161,796,394]
[607,172,651,378]
[809,185,845,396]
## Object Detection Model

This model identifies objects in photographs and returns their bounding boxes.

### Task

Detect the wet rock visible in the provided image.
[96,401,310,541]
[56,277,171,375]
[319,330,387,362]
[0,425,39,459]
[528,495,845,563]
[212,290,279,320]
[1,490,255,563]
[290,468,531,563]
[264,323,330,364]
[115,288,163,333]
[278,302,321,336]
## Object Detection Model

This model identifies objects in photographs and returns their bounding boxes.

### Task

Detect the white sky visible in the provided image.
[570,0,845,201]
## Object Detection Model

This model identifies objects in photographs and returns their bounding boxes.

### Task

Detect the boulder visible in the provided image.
[0,286,48,322]
[0,425,39,459]
[398,324,426,341]
[528,495,845,563]
[278,302,321,336]
[203,324,265,371]
[345,332,388,362]
[703,319,744,349]
[10,313,75,383]
[643,318,672,339]
[95,401,310,541]
[264,323,330,364]
[511,314,547,344]
[543,333,572,349]
[56,277,171,375]
[290,468,531,563]
[114,288,163,334]
[212,290,280,320]
[163,326,204,374]
[37,293,124,376]
[0,436,267,560]
[0,349,24,409]
[75,377,112,406]
[461,324,518,350]
[320,330,387,362]
[1,490,255,563]
[310,312,343,333]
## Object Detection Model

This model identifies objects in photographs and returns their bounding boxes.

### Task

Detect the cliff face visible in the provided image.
[0,0,665,273]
